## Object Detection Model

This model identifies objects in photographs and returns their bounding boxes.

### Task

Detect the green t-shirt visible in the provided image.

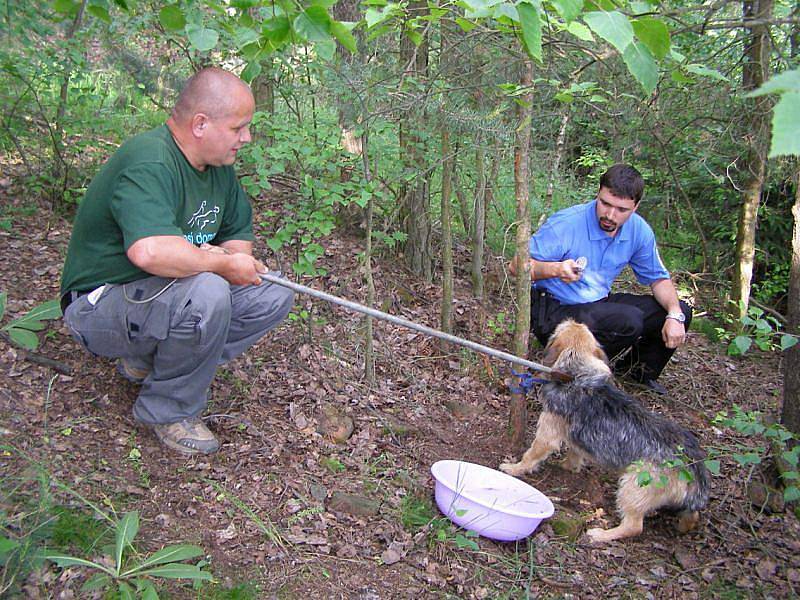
[61,125,254,294]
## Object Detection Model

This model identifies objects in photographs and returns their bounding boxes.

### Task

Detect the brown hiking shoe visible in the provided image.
[152,418,220,455]
[117,359,150,384]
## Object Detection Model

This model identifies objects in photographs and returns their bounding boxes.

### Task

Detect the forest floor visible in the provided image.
[1,183,799,599]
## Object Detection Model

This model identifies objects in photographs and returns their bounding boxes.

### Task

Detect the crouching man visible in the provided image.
[60,67,294,455]
[513,164,692,394]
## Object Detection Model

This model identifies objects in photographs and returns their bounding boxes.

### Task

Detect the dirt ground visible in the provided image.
[1,187,799,599]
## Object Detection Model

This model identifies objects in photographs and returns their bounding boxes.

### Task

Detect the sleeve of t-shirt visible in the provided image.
[215,175,254,243]
[529,218,567,262]
[109,163,184,250]
[628,224,671,285]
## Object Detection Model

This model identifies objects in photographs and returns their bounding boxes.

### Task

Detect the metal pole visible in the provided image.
[260,273,568,381]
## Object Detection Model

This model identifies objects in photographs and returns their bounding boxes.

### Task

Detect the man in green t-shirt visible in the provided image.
[60,67,294,455]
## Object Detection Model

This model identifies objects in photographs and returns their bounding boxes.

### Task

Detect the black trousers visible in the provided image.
[531,290,693,383]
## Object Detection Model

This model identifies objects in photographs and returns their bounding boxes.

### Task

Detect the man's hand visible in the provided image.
[219,252,267,286]
[556,259,583,283]
[199,243,229,255]
[662,318,686,349]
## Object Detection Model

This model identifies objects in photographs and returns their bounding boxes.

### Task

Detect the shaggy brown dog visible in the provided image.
[500,319,709,542]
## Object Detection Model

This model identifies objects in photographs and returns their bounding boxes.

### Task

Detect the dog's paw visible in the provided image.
[585,527,610,543]
[499,462,525,477]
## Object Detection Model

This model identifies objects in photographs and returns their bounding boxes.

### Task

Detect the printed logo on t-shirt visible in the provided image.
[185,200,220,245]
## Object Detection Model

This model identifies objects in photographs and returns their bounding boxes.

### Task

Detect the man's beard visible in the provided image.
[599,218,617,232]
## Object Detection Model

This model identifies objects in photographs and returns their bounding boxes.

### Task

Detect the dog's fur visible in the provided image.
[500,319,709,542]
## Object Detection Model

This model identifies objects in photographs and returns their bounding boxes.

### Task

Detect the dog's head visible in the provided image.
[543,319,610,377]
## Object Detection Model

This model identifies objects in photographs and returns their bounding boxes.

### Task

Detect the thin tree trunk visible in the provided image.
[483,139,502,216]
[782,167,800,436]
[399,0,432,280]
[732,0,773,320]
[51,0,88,207]
[542,109,570,225]
[362,131,376,385]
[454,161,472,238]
[440,128,454,335]
[252,66,275,145]
[471,140,486,299]
[509,59,534,454]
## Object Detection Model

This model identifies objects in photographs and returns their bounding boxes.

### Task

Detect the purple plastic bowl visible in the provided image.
[431,460,555,542]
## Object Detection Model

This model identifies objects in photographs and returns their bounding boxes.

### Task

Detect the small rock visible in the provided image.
[310,482,328,502]
[380,548,402,565]
[155,513,171,527]
[328,492,380,517]
[317,403,355,443]
[674,547,699,570]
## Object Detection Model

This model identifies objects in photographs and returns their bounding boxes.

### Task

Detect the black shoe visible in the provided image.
[642,379,668,395]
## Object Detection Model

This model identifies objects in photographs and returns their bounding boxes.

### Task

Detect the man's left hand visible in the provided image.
[662,318,686,349]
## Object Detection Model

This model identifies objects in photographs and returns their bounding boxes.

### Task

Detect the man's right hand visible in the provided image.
[556,259,583,283]
[219,252,267,286]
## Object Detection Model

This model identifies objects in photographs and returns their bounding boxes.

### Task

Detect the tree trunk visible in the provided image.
[470,140,487,299]
[509,59,534,454]
[732,0,773,320]
[782,167,800,436]
[542,108,570,225]
[362,131,376,386]
[399,0,432,280]
[252,66,275,144]
[51,0,88,207]
[440,129,455,335]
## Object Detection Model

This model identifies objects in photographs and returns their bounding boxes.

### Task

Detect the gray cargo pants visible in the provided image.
[63,273,294,424]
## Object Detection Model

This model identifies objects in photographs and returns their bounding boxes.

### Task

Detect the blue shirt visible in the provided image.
[530,200,670,305]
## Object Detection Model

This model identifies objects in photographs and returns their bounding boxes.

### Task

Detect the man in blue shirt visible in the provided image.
[515,164,691,394]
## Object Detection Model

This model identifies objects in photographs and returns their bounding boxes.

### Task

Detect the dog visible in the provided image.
[500,319,709,543]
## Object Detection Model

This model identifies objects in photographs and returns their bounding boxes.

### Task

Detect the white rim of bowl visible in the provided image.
[431,460,555,520]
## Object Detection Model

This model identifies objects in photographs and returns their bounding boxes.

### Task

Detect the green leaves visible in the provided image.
[746,69,800,158]
[45,510,211,597]
[622,41,658,94]
[767,92,800,158]
[631,17,669,59]
[583,10,670,94]
[583,10,633,54]
[186,24,219,52]
[115,512,139,575]
[0,294,62,351]
[549,0,582,22]
[517,2,542,62]
[159,5,186,31]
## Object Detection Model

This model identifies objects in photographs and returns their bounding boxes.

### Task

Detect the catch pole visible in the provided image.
[260,273,569,382]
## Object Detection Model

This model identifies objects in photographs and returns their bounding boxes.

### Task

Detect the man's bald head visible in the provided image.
[172,67,253,123]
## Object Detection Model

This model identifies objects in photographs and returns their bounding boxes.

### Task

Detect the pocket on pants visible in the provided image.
[64,301,126,357]
[124,297,171,343]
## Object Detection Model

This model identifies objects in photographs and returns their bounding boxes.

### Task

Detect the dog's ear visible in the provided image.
[543,338,562,366]
[592,342,609,364]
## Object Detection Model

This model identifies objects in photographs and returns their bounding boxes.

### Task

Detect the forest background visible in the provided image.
[3,0,800,598]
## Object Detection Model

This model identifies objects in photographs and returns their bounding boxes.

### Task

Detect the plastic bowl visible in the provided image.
[430,460,555,542]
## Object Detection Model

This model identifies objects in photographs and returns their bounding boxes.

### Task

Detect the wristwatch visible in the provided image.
[665,312,686,323]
